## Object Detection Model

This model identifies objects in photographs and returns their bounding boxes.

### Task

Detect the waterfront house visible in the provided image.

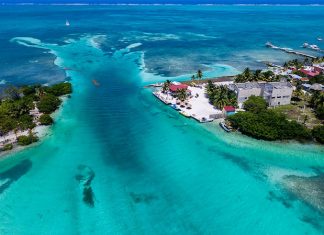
[230,81,293,108]
[222,106,236,117]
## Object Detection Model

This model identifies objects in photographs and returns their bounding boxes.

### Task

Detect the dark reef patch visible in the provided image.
[221,151,252,173]
[75,164,95,207]
[267,190,294,208]
[130,192,158,204]
[0,159,32,194]
[310,166,324,175]
[300,215,324,233]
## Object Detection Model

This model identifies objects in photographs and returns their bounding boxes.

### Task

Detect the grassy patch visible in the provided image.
[272,103,321,129]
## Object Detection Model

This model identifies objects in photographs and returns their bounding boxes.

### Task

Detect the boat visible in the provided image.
[302,42,309,48]
[92,79,100,87]
[219,122,231,132]
[309,44,320,50]
[65,20,70,27]
[265,42,274,48]
[282,47,293,52]
[317,37,323,41]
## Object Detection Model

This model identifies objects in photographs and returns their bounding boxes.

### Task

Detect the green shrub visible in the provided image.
[45,82,72,96]
[227,110,311,141]
[243,95,267,113]
[2,143,13,151]
[39,114,53,125]
[37,94,61,114]
[21,85,36,96]
[312,126,324,144]
[17,134,38,146]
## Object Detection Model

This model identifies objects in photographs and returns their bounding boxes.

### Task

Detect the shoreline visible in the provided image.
[181,76,235,85]
[0,93,70,160]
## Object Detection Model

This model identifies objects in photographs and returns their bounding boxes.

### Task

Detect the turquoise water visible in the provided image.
[1,5,324,235]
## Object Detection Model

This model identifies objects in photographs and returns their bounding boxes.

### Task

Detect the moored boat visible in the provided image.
[265,42,273,48]
[219,122,231,132]
[309,44,320,50]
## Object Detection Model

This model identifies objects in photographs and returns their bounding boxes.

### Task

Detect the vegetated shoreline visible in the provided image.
[0,82,72,157]
[154,58,323,144]
[224,57,324,144]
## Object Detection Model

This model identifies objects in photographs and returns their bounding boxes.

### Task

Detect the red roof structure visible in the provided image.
[169,84,188,92]
[223,106,236,112]
[300,69,320,77]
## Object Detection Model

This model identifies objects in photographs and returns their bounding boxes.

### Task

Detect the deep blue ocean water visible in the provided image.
[0,5,324,235]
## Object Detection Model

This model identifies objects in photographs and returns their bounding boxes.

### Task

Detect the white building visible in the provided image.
[230,81,293,108]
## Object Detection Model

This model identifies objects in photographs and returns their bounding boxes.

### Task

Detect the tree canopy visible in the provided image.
[235,68,279,83]
[206,81,237,109]
[0,82,72,136]
[227,110,311,141]
[243,95,267,113]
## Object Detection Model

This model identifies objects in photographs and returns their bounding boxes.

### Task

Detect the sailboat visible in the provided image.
[65,20,70,27]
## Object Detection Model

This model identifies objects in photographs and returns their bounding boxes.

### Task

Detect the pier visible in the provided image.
[266,42,317,59]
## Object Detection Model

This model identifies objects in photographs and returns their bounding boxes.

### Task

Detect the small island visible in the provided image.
[0,82,72,152]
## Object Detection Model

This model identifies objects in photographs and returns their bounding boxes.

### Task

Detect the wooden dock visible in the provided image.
[266,43,317,59]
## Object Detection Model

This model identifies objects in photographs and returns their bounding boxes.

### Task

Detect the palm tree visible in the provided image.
[206,80,215,96]
[243,67,251,80]
[253,70,265,81]
[263,70,274,82]
[191,75,196,81]
[197,70,203,80]
[162,80,171,94]
[162,83,168,93]
[235,74,245,83]
[283,62,288,68]
[213,96,228,109]
[177,88,187,101]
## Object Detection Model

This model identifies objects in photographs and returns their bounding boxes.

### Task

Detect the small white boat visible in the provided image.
[309,44,320,50]
[265,42,274,48]
[317,37,323,41]
[219,122,231,132]
[302,42,309,48]
[65,20,70,27]
[282,47,293,52]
